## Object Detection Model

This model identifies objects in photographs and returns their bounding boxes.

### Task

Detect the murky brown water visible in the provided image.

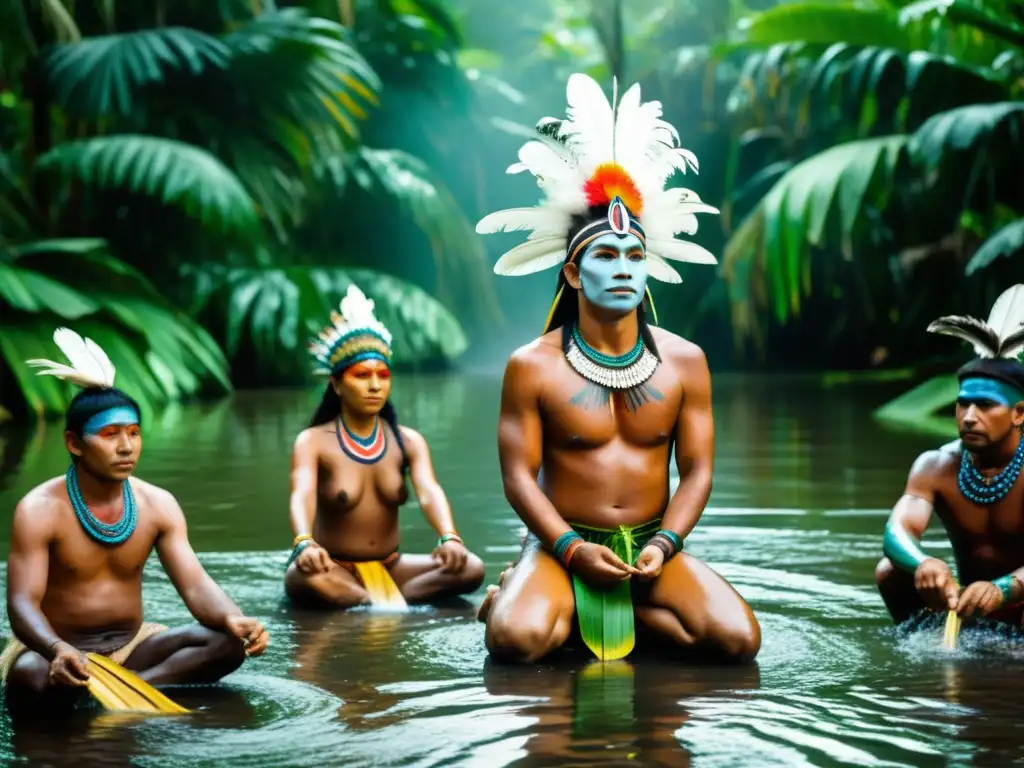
[1,373,1023,767]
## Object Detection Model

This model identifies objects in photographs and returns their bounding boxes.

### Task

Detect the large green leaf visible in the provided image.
[37,135,260,235]
[734,3,924,51]
[965,218,1024,275]
[44,28,230,117]
[190,265,468,385]
[0,242,232,418]
[906,102,1024,212]
[722,135,908,339]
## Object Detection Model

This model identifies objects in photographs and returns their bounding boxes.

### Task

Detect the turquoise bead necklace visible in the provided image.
[65,464,137,545]
[958,437,1024,505]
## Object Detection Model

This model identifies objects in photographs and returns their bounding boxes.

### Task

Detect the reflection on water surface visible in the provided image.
[1,374,1022,767]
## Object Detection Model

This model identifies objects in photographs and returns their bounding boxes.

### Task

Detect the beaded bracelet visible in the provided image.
[438,532,463,547]
[562,538,585,568]
[655,529,683,554]
[287,538,315,566]
[646,536,674,561]
[993,573,1021,605]
[553,531,584,568]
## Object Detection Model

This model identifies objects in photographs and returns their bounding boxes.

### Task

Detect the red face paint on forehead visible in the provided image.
[343,360,391,379]
[97,424,141,439]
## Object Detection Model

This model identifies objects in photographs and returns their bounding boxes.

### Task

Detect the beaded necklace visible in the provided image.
[565,324,662,412]
[958,437,1024,505]
[336,413,387,464]
[65,464,137,545]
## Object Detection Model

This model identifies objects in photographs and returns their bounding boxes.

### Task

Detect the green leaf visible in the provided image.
[873,373,959,437]
[37,135,260,235]
[735,4,919,51]
[965,218,1024,274]
[44,28,230,117]
[723,135,908,332]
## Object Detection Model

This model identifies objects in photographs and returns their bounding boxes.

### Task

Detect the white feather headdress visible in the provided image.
[309,284,393,376]
[25,328,116,389]
[927,284,1024,359]
[476,73,720,285]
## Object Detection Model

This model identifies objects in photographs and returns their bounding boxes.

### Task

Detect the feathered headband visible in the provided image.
[25,327,117,389]
[475,73,720,285]
[309,284,393,376]
[927,284,1024,361]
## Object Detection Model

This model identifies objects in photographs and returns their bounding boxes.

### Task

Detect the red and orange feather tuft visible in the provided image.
[583,164,643,215]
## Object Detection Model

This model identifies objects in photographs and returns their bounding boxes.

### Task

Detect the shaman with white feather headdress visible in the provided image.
[477,72,718,334]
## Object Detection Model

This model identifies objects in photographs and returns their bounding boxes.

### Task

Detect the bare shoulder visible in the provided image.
[503,332,563,384]
[12,477,66,533]
[293,425,324,451]
[650,327,708,375]
[908,446,958,480]
[398,425,428,455]
[130,477,185,525]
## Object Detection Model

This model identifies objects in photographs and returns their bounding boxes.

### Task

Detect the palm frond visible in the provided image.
[44,28,230,117]
[37,135,260,235]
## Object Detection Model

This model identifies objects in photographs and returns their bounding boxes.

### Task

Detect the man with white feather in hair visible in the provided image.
[878,285,1024,629]
[2,328,269,716]
[474,73,761,663]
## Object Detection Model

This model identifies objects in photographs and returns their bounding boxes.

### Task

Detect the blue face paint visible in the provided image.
[83,406,141,436]
[957,377,1024,408]
[577,233,647,314]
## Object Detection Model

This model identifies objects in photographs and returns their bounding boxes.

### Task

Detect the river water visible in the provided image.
[0,373,1022,767]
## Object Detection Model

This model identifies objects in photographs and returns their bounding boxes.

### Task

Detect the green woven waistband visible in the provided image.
[570,518,663,566]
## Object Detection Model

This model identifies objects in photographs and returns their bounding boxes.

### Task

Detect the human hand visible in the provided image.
[432,540,468,574]
[569,543,641,589]
[634,544,666,581]
[956,580,1005,618]
[224,615,270,657]
[48,641,89,687]
[914,558,958,612]
[295,542,332,575]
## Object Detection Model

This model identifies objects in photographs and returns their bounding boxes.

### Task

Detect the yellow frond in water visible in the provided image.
[942,611,961,650]
[85,653,190,714]
[353,562,408,611]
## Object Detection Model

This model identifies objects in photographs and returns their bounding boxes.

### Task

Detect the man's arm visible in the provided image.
[660,344,714,541]
[883,452,941,572]
[152,489,245,630]
[6,500,64,659]
[401,427,458,537]
[498,350,573,549]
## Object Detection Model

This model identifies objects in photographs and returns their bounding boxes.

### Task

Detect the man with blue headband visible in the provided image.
[2,328,269,717]
[877,285,1024,627]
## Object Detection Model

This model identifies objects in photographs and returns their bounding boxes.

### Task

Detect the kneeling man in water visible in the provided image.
[474,73,761,663]
[4,328,269,715]
[878,287,1024,627]
[284,284,484,609]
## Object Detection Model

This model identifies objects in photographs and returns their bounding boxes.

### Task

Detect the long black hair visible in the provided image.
[65,387,142,436]
[309,382,409,471]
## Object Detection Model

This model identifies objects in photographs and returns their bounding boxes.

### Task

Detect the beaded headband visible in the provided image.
[309,284,393,377]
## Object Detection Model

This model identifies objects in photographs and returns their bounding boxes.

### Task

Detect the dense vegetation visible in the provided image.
[2,0,1021,425]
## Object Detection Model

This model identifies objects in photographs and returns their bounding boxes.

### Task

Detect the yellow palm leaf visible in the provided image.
[85,653,190,714]
[353,562,408,611]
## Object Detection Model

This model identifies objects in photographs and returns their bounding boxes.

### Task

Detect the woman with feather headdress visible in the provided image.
[474,73,761,664]
[283,284,484,611]
[2,328,269,716]
[877,285,1024,630]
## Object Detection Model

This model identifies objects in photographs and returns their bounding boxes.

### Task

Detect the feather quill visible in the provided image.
[927,284,1024,358]
[493,238,567,276]
[559,74,615,176]
[476,207,570,239]
[25,327,116,389]
[646,255,682,284]
[647,238,718,265]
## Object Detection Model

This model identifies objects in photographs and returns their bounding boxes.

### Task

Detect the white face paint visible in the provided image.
[577,232,647,315]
